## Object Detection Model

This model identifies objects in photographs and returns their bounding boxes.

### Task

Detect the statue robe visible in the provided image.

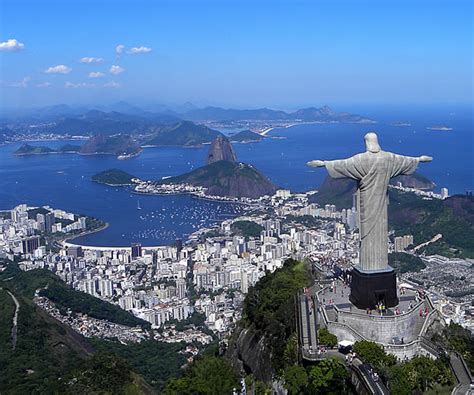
[325,151,419,271]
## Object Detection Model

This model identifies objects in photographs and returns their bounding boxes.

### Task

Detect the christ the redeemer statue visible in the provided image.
[308,132,432,309]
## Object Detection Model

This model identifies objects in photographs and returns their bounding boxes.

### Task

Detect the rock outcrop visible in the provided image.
[206,135,237,164]
[226,324,273,383]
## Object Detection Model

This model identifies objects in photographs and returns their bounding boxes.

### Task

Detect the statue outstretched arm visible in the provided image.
[419,155,433,162]
[306,160,326,167]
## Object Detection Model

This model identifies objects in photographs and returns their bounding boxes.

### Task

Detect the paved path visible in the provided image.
[450,352,473,395]
[298,291,319,360]
[352,359,390,395]
[6,290,20,350]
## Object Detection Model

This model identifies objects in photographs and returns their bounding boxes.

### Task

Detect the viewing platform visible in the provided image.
[316,279,444,360]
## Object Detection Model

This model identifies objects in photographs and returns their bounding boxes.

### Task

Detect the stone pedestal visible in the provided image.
[349,267,398,309]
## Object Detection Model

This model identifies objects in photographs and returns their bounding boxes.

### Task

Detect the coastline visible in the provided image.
[63,222,110,247]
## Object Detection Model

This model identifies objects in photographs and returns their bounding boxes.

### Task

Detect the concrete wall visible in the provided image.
[334,300,430,344]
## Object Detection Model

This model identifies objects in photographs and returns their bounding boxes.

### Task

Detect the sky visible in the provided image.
[0,0,472,109]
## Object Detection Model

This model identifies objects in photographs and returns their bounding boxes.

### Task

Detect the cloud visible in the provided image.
[110,65,124,75]
[0,38,25,52]
[10,76,31,88]
[115,44,125,55]
[65,81,94,88]
[129,46,152,54]
[45,65,72,74]
[80,57,104,63]
[103,81,121,88]
[89,71,105,78]
[36,82,52,88]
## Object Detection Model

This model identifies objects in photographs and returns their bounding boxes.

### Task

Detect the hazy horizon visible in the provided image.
[1,0,472,109]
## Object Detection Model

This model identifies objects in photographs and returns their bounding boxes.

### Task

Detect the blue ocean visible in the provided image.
[1,105,472,246]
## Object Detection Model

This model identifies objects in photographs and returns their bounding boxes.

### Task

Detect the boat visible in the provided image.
[137,200,142,210]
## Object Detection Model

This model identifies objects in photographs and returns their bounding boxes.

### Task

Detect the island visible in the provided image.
[390,121,412,127]
[230,129,264,143]
[426,125,453,131]
[79,134,141,156]
[14,143,81,155]
[91,169,137,186]
[14,134,141,159]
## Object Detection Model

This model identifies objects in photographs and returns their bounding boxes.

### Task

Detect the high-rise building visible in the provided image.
[176,278,186,299]
[67,246,83,258]
[176,238,183,257]
[394,235,414,252]
[441,188,449,199]
[22,236,40,254]
[131,243,142,259]
[45,212,55,233]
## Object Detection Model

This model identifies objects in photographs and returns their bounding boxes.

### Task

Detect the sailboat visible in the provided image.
[137,200,142,210]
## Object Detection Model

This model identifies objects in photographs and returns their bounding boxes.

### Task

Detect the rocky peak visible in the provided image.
[206,134,237,165]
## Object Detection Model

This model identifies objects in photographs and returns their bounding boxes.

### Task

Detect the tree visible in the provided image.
[308,358,347,393]
[283,366,308,394]
[162,356,239,395]
[353,341,396,370]
[318,328,337,348]
[283,333,299,367]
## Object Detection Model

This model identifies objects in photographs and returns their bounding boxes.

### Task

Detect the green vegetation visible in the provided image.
[318,328,338,347]
[0,284,93,393]
[0,261,193,393]
[80,133,141,155]
[388,252,426,273]
[92,168,136,185]
[91,339,187,391]
[242,258,311,372]
[432,323,474,373]
[14,143,56,155]
[353,341,397,371]
[40,282,150,328]
[0,263,148,328]
[387,356,453,394]
[390,193,474,258]
[231,220,264,238]
[66,352,152,394]
[283,358,348,394]
[354,341,454,394]
[162,356,239,394]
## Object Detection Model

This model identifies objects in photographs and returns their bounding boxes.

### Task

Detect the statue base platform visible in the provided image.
[349,267,398,309]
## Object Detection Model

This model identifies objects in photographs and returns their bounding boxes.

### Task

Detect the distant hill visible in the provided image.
[161,160,277,198]
[14,143,81,155]
[79,134,141,156]
[0,263,153,393]
[206,134,237,164]
[145,120,222,146]
[230,129,264,142]
[183,105,374,123]
[92,169,136,185]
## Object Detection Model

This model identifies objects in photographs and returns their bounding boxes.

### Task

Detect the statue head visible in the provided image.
[364,132,381,153]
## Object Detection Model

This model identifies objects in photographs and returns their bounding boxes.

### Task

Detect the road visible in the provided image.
[6,290,20,350]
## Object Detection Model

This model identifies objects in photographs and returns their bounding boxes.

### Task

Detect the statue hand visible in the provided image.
[307,160,325,168]
[419,155,433,162]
